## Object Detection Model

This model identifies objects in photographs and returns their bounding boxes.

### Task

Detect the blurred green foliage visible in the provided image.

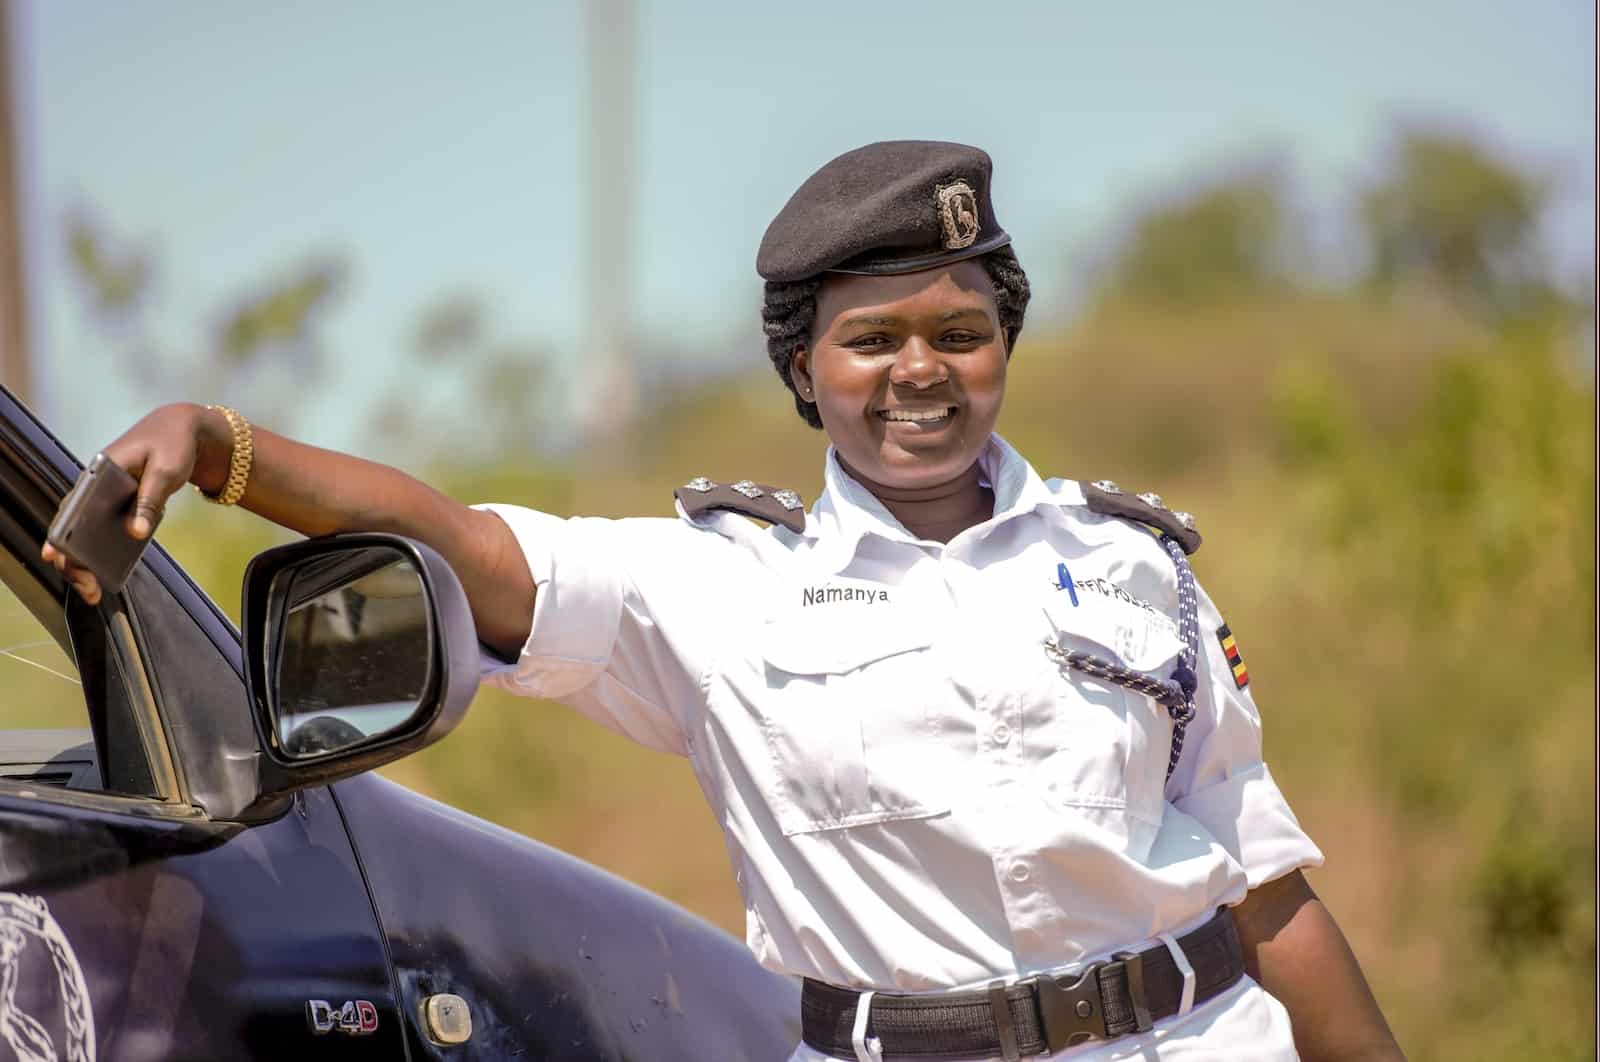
[65,214,149,316]
[217,260,343,367]
[1362,128,1549,306]
[137,127,1593,1060]
[1098,160,1294,305]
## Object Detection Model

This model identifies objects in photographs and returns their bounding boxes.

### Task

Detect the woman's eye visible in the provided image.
[942,331,983,345]
[847,335,890,351]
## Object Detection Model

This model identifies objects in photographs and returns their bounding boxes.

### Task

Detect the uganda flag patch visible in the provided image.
[1216,624,1250,689]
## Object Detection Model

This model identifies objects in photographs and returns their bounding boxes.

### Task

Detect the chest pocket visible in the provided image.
[1038,591,1180,845]
[759,618,950,837]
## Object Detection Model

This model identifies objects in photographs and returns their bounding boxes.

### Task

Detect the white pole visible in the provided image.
[577,0,637,463]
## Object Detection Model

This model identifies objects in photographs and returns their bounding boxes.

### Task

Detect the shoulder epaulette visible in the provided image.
[673,477,807,534]
[1082,479,1202,555]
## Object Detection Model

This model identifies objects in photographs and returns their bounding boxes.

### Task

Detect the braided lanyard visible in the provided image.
[1042,533,1200,782]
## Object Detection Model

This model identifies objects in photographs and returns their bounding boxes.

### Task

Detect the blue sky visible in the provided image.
[10,0,1595,457]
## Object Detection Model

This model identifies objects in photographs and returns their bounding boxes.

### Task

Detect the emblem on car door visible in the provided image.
[0,892,96,1061]
[422,994,472,1045]
[306,999,379,1035]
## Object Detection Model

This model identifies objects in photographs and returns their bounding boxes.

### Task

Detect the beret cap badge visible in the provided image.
[936,180,980,251]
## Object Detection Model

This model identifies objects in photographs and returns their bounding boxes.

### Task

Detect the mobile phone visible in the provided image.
[46,453,156,595]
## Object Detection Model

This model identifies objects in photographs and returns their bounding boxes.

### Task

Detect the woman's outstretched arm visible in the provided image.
[41,402,534,659]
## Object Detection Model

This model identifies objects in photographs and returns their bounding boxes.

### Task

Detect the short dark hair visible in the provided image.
[760,246,1032,429]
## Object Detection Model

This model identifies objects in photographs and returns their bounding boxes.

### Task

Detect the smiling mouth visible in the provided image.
[878,406,957,424]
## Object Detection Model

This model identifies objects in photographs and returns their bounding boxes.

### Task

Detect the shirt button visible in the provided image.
[992,723,1011,746]
[1008,862,1031,883]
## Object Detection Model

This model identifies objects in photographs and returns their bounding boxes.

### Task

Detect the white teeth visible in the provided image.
[881,407,954,422]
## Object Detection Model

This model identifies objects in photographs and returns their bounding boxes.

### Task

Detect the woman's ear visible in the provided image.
[790,346,815,401]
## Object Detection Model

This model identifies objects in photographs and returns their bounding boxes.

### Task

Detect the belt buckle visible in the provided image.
[1029,964,1109,1051]
[1031,949,1154,1052]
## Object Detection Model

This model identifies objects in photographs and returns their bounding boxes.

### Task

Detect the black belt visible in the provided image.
[801,908,1244,1061]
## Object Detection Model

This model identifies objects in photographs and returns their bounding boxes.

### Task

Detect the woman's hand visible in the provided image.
[41,402,231,606]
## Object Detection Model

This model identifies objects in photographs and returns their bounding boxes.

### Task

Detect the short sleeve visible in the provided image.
[1164,581,1324,888]
[474,504,741,757]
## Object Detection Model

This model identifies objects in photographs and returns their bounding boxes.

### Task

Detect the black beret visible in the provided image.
[757,140,1012,283]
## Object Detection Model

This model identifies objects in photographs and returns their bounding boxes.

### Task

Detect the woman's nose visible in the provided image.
[888,337,946,388]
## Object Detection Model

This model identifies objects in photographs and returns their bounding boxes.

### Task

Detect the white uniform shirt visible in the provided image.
[480,434,1322,1058]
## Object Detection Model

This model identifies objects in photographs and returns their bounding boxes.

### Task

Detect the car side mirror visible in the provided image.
[240,533,479,804]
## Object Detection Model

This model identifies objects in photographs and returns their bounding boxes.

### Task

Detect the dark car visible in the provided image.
[0,384,801,1060]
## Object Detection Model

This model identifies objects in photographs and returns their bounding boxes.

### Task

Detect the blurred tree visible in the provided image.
[216,259,342,367]
[64,210,553,463]
[65,213,150,320]
[1095,160,1293,306]
[473,342,548,457]
[410,292,485,361]
[63,210,344,431]
[367,290,550,465]
[1360,127,1548,307]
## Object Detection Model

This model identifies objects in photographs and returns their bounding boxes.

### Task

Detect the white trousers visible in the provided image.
[784,975,1299,1062]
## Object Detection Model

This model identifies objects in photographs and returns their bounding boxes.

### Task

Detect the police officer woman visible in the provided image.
[45,141,1402,1061]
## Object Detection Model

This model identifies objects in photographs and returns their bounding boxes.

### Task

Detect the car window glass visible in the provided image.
[0,543,148,796]
[0,566,84,728]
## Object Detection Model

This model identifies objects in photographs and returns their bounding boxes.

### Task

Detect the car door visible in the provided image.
[0,388,408,1061]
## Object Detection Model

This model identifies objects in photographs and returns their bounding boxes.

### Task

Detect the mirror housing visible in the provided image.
[239,533,480,806]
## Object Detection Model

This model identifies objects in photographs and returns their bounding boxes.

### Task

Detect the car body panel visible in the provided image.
[335,773,801,1060]
[0,786,405,1061]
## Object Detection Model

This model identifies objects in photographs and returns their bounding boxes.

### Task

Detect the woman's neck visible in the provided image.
[844,459,994,544]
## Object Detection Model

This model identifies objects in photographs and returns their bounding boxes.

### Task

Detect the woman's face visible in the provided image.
[792,260,1006,492]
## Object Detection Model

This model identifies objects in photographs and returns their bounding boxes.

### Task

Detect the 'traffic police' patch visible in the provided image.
[1216,624,1249,688]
